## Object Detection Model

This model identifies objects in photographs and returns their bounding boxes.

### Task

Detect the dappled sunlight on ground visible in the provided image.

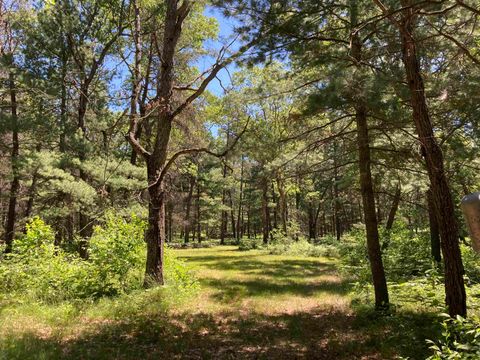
[0,246,441,359]
[175,246,350,316]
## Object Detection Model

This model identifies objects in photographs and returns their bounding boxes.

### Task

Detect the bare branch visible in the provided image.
[150,117,251,189]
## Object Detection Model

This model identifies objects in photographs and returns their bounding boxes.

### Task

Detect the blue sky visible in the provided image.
[108,6,239,111]
[200,6,239,97]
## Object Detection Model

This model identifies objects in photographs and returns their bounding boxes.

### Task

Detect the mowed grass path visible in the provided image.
[0,246,438,359]
[171,246,437,359]
[171,246,356,359]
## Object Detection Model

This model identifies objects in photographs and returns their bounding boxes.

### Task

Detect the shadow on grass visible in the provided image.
[204,277,350,303]
[1,250,441,359]
[177,255,347,302]
[178,255,338,278]
[1,308,440,360]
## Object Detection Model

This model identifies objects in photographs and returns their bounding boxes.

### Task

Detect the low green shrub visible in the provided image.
[339,223,433,283]
[0,215,197,304]
[427,315,480,359]
[267,238,338,257]
[315,234,338,245]
[0,217,97,302]
[238,237,263,251]
[88,212,146,295]
[269,227,294,244]
[164,247,199,293]
[168,240,216,249]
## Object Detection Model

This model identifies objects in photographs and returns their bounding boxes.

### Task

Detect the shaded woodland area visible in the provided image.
[1,0,480,359]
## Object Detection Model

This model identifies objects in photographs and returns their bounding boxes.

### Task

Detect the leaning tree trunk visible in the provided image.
[399,3,466,316]
[355,104,390,309]
[351,22,389,309]
[383,183,401,250]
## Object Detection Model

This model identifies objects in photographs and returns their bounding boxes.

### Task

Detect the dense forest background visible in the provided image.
[1,0,480,358]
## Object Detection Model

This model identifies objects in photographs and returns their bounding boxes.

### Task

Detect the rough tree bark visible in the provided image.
[135,0,191,285]
[397,1,466,317]
[128,0,249,285]
[371,0,467,318]
[24,145,41,220]
[350,2,389,309]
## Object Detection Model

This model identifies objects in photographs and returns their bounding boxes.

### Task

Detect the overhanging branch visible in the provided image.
[149,117,250,189]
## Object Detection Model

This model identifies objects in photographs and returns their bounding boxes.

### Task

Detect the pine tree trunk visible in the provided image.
[197,180,201,243]
[399,4,466,316]
[350,19,389,309]
[247,205,251,238]
[4,72,20,254]
[236,157,244,242]
[385,184,401,231]
[308,202,316,241]
[277,177,288,234]
[220,161,228,244]
[77,82,93,258]
[184,175,195,243]
[333,141,342,241]
[144,183,165,286]
[374,176,382,224]
[59,59,68,153]
[24,167,39,219]
[355,103,390,309]
[229,190,235,238]
[168,202,173,243]
[271,182,278,229]
[262,177,270,244]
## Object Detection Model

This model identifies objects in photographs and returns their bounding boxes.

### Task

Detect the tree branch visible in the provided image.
[149,117,250,189]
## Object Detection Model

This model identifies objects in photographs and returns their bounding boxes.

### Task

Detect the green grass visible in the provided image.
[0,246,447,359]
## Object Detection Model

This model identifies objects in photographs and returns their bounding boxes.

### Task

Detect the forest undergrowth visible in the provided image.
[1,218,479,359]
